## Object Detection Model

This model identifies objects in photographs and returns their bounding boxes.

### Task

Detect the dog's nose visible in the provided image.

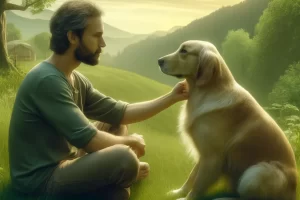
[158,59,164,67]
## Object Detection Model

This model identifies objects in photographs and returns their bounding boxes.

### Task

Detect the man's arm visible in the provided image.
[120,81,189,124]
[82,130,124,153]
[82,129,145,157]
[120,92,177,124]
[83,73,188,126]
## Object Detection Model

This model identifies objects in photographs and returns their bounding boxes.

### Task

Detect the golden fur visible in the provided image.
[158,40,298,200]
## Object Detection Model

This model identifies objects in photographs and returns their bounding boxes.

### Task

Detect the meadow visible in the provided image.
[0,60,299,200]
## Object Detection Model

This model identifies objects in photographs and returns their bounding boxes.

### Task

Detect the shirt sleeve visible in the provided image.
[83,77,129,126]
[32,75,97,148]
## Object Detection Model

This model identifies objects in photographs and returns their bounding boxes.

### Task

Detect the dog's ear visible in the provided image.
[196,49,221,87]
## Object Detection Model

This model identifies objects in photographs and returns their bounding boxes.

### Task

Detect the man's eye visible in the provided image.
[180,49,188,54]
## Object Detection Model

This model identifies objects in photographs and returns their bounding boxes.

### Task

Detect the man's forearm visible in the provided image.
[83,130,131,153]
[121,92,177,124]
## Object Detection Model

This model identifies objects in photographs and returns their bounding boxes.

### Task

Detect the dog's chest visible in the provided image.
[179,102,216,134]
[178,97,233,151]
[179,95,231,130]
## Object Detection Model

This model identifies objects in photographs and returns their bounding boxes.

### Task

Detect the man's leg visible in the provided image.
[45,144,139,199]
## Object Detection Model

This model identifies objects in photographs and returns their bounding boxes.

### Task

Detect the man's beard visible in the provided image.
[74,41,101,66]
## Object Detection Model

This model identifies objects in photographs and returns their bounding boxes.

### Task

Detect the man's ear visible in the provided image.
[67,31,79,45]
[196,49,221,87]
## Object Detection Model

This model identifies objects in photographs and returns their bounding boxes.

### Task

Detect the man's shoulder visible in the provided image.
[28,61,64,79]
[25,61,67,88]
[19,62,68,94]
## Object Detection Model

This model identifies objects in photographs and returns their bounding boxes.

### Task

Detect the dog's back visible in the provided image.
[224,88,297,199]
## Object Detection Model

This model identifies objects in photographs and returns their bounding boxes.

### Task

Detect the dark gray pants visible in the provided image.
[44,122,139,200]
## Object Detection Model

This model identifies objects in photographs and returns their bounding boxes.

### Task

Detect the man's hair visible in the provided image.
[49,0,103,54]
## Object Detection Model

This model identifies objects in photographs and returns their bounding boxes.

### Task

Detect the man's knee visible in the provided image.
[110,144,139,187]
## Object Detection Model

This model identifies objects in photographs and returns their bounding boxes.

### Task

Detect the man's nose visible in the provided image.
[158,59,164,67]
[100,37,106,48]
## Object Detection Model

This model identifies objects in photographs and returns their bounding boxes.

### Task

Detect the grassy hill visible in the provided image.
[0,61,240,200]
[0,60,299,200]
[109,0,270,86]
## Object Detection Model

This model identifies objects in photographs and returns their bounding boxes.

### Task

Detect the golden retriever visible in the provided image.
[157,40,298,200]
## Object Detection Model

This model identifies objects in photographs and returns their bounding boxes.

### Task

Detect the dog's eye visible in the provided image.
[180,48,188,54]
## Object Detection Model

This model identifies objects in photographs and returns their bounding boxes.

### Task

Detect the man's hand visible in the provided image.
[170,80,189,102]
[126,133,145,158]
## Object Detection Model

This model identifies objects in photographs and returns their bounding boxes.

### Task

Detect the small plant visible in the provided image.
[264,103,300,163]
[0,167,4,184]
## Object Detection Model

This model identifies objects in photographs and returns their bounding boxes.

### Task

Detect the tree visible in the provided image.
[0,0,56,73]
[268,62,300,109]
[221,29,255,88]
[249,0,300,104]
[33,32,51,59]
[6,23,21,42]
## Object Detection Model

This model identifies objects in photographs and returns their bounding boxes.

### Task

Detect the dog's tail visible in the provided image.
[237,161,297,200]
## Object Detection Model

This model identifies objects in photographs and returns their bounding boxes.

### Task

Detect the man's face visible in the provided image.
[74,16,106,66]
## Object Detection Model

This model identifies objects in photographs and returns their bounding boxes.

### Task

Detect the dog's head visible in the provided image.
[158,40,231,87]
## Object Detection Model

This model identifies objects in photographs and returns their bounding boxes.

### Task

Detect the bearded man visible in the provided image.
[8,0,189,199]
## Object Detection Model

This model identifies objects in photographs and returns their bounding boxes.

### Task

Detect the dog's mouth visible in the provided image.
[173,74,184,79]
[161,70,184,79]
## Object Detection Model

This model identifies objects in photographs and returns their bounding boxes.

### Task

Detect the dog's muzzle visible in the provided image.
[158,58,184,78]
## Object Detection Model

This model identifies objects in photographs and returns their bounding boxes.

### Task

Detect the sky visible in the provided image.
[10,0,244,34]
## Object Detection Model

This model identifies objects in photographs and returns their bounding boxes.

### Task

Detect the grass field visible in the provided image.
[0,60,299,200]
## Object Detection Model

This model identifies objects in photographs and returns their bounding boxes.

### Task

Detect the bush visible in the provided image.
[264,103,300,163]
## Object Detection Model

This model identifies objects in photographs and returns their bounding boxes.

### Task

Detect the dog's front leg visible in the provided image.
[185,157,222,200]
[168,162,200,198]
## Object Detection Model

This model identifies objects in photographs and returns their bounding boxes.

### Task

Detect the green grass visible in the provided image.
[0,61,299,200]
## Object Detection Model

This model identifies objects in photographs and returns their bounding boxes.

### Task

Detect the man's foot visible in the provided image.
[136,162,150,181]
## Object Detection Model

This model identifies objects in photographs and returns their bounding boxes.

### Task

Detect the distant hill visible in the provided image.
[103,26,184,55]
[5,10,184,56]
[107,26,184,55]
[5,10,139,39]
[149,26,183,38]
[110,0,270,86]
[5,10,147,55]
[5,11,50,41]
[11,9,54,20]
[5,10,182,56]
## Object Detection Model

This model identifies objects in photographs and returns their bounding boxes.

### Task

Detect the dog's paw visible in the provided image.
[167,188,187,198]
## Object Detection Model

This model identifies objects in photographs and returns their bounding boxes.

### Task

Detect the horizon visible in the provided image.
[9,0,244,34]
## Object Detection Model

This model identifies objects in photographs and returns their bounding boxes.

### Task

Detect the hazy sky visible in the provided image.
[10,0,244,34]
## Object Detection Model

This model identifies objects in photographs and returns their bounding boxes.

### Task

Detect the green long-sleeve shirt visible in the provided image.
[8,61,128,194]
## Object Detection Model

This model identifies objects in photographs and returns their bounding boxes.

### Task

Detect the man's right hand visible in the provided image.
[126,133,145,158]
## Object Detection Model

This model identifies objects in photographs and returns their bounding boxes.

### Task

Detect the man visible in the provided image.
[8,0,189,199]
